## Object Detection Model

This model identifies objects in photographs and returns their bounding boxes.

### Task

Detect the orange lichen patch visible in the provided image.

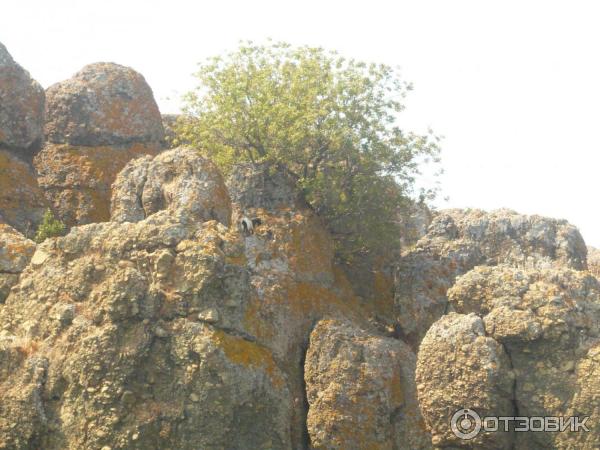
[0,150,48,217]
[287,214,334,276]
[211,328,284,389]
[14,338,40,357]
[242,293,277,343]
[34,143,160,226]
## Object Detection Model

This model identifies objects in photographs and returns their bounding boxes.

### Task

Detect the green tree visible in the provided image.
[179,41,440,262]
[35,209,66,243]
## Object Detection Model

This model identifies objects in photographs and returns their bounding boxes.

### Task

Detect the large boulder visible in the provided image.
[0,42,44,151]
[0,150,49,235]
[44,62,164,147]
[0,224,36,303]
[0,214,292,449]
[110,146,232,226]
[395,208,587,345]
[305,319,430,450]
[35,62,165,227]
[416,265,600,449]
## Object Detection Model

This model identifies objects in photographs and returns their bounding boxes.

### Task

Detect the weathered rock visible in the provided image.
[417,265,600,449]
[416,313,514,449]
[0,150,49,235]
[0,224,36,303]
[588,246,600,279]
[395,208,588,345]
[40,144,157,225]
[0,42,45,150]
[110,146,231,226]
[35,62,166,228]
[305,319,430,450]
[399,200,434,248]
[44,63,164,146]
[34,143,160,227]
[0,213,292,449]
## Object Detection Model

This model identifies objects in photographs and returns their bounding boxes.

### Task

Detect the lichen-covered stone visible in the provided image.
[0,224,35,303]
[0,212,292,449]
[0,42,44,150]
[305,319,430,450]
[44,63,164,146]
[34,143,160,227]
[0,150,49,234]
[395,208,588,345]
[110,146,232,226]
[416,266,600,449]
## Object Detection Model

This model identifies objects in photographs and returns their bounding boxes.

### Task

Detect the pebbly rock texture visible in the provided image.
[110,146,231,226]
[395,208,588,346]
[35,62,165,227]
[0,156,431,449]
[0,224,36,303]
[44,63,164,147]
[0,213,292,449]
[588,246,600,279]
[416,265,600,450]
[0,150,50,235]
[305,319,430,450]
[0,42,45,151]
[225,162,405,447]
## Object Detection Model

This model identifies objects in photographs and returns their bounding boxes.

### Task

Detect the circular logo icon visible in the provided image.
[451,409,481,440]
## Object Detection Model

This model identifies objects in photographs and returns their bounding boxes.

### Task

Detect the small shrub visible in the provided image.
[35,209,66,243]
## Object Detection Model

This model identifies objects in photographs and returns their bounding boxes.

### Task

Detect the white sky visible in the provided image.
[2,0,599,246]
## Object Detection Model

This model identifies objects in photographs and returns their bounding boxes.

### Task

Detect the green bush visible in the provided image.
[179,41,440,263]
[35,209,66,243]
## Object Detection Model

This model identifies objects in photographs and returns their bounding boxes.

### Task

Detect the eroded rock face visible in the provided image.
[0,224,36,303]
[395,208,588,345]
[416,265,600,449]
[45,63,164,147]
[111,146,231,226]
[0,42,45,151]
[0,158,431,449]
[0,150,49,235]
[36,62,165,227]
[34,143,160,227]
[0,214,292,449]
[305,319,430,450]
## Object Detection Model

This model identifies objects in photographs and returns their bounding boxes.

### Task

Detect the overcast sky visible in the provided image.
[2,0,599,246]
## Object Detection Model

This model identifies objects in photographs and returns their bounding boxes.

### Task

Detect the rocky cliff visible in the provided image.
[0,42,598,449]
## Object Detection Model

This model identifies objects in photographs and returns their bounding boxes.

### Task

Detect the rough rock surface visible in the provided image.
[44,63,164,146]
[395,208,587,345]
[111,146,231,227]
[34,143,160,227]
[588,246,600,279]
[0,42,45,150]
[305,319,430,450]
[416,265,600,449]
[36,62,166,227]
[0,150,49,235]
[0,158,429,449]
[0,224,36,303]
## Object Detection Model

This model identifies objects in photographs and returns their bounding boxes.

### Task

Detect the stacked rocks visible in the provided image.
[0,43,49,234]
[35,62,165,227]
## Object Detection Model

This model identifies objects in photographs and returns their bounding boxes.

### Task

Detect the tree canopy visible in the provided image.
[178,41,440,262]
